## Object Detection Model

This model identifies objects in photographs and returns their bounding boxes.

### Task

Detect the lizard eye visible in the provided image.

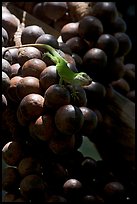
[81,73,86,77]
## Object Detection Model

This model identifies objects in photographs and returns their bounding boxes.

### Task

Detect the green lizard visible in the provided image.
[3,43,92,97]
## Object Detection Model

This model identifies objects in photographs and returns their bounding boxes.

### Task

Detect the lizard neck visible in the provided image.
[56,62,77,84]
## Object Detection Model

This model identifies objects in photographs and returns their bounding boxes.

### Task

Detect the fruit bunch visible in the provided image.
[2,2,135,203]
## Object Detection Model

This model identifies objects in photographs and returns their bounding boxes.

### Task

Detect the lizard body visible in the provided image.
[3,43,92,86]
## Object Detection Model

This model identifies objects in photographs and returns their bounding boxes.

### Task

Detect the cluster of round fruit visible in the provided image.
[2,2,135,203]
[3,140,135,203]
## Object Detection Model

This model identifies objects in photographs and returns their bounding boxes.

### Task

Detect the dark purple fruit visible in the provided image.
[65,36,89,57]
[2,71,10,94]
[21,25,45,44]
[2,58,12,78]
[2,12,19,40]
[96,34,119,57]
[42,2,68,21]
[82,48,107,81]
[44,84,71,110]
[32,3,53,24]
[29,114,56,141]
[47,195,67,202]
[2,192,18,202]
[82,194,104,203]
[2,27,9,46]
[114,32,132,57]
[103,181,125,201]
[20,174,46,200]
[84,81,106,108]
[18,156,42,177]
[63,178,83,201]
[109,16,127,33]
[10,63,21,78]
[8,48,19,65]
[67,85,87,107]
[39,65,59,91]
[111,78,130,96]
[55,104,84,135]
[78,15,103,42]
[48,133,75,155]
[91,2,118,23]
[105,57,125,82]
[2,48,12,64]
[2,166,20,192]
[35,33,59,49]
[79,107,98,136]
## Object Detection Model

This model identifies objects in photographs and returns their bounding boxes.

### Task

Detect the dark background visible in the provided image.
[116,2,136,64]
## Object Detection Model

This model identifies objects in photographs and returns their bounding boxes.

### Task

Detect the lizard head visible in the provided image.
[73,72,92,86]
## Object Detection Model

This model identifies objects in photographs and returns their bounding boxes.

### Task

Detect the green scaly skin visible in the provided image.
[4,43,92,99]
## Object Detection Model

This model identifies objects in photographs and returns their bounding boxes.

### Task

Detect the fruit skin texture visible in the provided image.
[2,12,19,40]
[2,166,20,192]
[96,34,119,57]
[21,25,45,44]
[44,84,71,110]
[63,178,83,201]
[16,76,43,100]
[82,48,107,81]
[103,181,125,201]
[114,32,132,57]
[18,156,42,177]
[20,174,46,200]
[78,15,103,42]
[91,2,118,23]
[17,93,44,126]
[55,104,84,135]
[79,107,98,136]
[2,141,25,166]
[21,58,47,78]
[29,114,56,141]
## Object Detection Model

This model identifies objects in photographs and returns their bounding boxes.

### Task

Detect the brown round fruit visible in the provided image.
[17,93,44,126]
[18,156,42,177]
[65,36,89,57]
[29,114,56,141]
[61,22,79,42]
[2,141,25,166]
[16,76,43,100]
[20,174,46,200]
[7,76,23,103]
[39,65,59,91]
[2,166,20,192]
[21,58,47,78]
[17,47,42,66]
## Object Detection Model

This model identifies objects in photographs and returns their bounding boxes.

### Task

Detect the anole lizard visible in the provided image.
[3,44,92,98]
